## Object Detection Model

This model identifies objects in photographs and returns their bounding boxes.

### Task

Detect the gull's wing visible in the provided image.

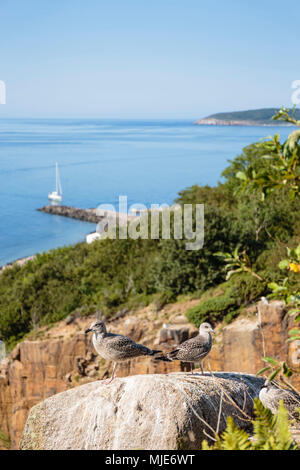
[273,389,300,418]
[168,334,212,361]
[178,335,209,353]
[103,333,153,360]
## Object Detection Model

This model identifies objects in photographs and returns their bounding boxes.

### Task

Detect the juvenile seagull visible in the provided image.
[85,320,161,384]
[259,380,300,420]
[155,322,215,374]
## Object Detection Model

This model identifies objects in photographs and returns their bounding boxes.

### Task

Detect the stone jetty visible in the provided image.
[38,205,103,223]
[38,205,138,225]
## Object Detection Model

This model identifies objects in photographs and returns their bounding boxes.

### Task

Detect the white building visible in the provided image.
[86,232,101,244]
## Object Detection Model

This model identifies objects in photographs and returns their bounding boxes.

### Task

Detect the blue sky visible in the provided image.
[0,0,299,118]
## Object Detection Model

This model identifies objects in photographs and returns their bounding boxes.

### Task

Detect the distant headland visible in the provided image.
[194,108,300,126]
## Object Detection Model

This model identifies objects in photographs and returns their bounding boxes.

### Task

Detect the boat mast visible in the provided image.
[55,162,62,196]
[56,162,58,193]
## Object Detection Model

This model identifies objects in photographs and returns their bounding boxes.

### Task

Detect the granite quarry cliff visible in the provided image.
[0,299,300,449]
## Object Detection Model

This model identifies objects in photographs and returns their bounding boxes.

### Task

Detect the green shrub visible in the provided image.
[0,429,11,450]
[186,294,237,326]
[202,399,298,450]
[151,204,243,296]
[185,273,267,326]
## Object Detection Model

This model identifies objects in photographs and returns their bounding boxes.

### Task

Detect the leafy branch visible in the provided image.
[202,398,298,450]
[235,107,300,200]
[267,244,300,346]
[214,246,263,281]
[256,356,296,386]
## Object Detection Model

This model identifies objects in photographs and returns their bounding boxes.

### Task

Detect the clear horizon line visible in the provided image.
[0,105,296,121]
[0,116,200,122]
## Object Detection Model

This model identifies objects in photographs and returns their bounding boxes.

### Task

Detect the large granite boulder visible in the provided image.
[20,372,264,450]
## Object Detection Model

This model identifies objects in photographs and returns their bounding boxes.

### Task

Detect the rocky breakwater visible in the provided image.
[20,372,264,450]
[38,205,137,224]
[37,205,104,223]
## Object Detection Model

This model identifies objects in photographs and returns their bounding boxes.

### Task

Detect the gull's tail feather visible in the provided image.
[154,354,173,362]
[149,349,162,356]
[168,349,180,359]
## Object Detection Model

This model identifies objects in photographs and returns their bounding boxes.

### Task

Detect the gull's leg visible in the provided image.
[112,362,118,380]
[200,362,204,375]
[104,362,118,385]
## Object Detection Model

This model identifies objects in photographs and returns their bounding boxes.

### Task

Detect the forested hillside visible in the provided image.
[1,108,300,349]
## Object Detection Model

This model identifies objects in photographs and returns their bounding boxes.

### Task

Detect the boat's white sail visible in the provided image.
[48,163,63,202]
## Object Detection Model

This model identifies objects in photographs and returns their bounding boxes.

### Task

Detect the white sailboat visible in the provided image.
[48,162,63,203]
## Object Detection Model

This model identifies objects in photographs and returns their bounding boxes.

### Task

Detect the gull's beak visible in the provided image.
[85,328,92,334]
[211,329,216,335]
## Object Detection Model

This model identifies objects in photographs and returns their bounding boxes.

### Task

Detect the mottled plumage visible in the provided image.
[85,320,161,384]
[156,322,215,374]
[259,380,300,420]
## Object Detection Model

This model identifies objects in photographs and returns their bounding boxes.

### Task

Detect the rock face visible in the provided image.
[0,314,188,449]
[20,372,264,450]
[1,300,300,449]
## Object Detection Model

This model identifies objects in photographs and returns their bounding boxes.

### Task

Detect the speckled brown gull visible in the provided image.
[85,320,161,384]
[155,322,215,374]
[259,380,300,420]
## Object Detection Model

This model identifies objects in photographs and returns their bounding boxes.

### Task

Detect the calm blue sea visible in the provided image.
[0,119,292,266]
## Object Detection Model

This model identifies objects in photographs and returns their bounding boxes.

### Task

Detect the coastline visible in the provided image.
[1,206,139,273]
[0,255,35,274]
[0,121,293,275]
[38,204,138,224]
[194,118,295,126]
